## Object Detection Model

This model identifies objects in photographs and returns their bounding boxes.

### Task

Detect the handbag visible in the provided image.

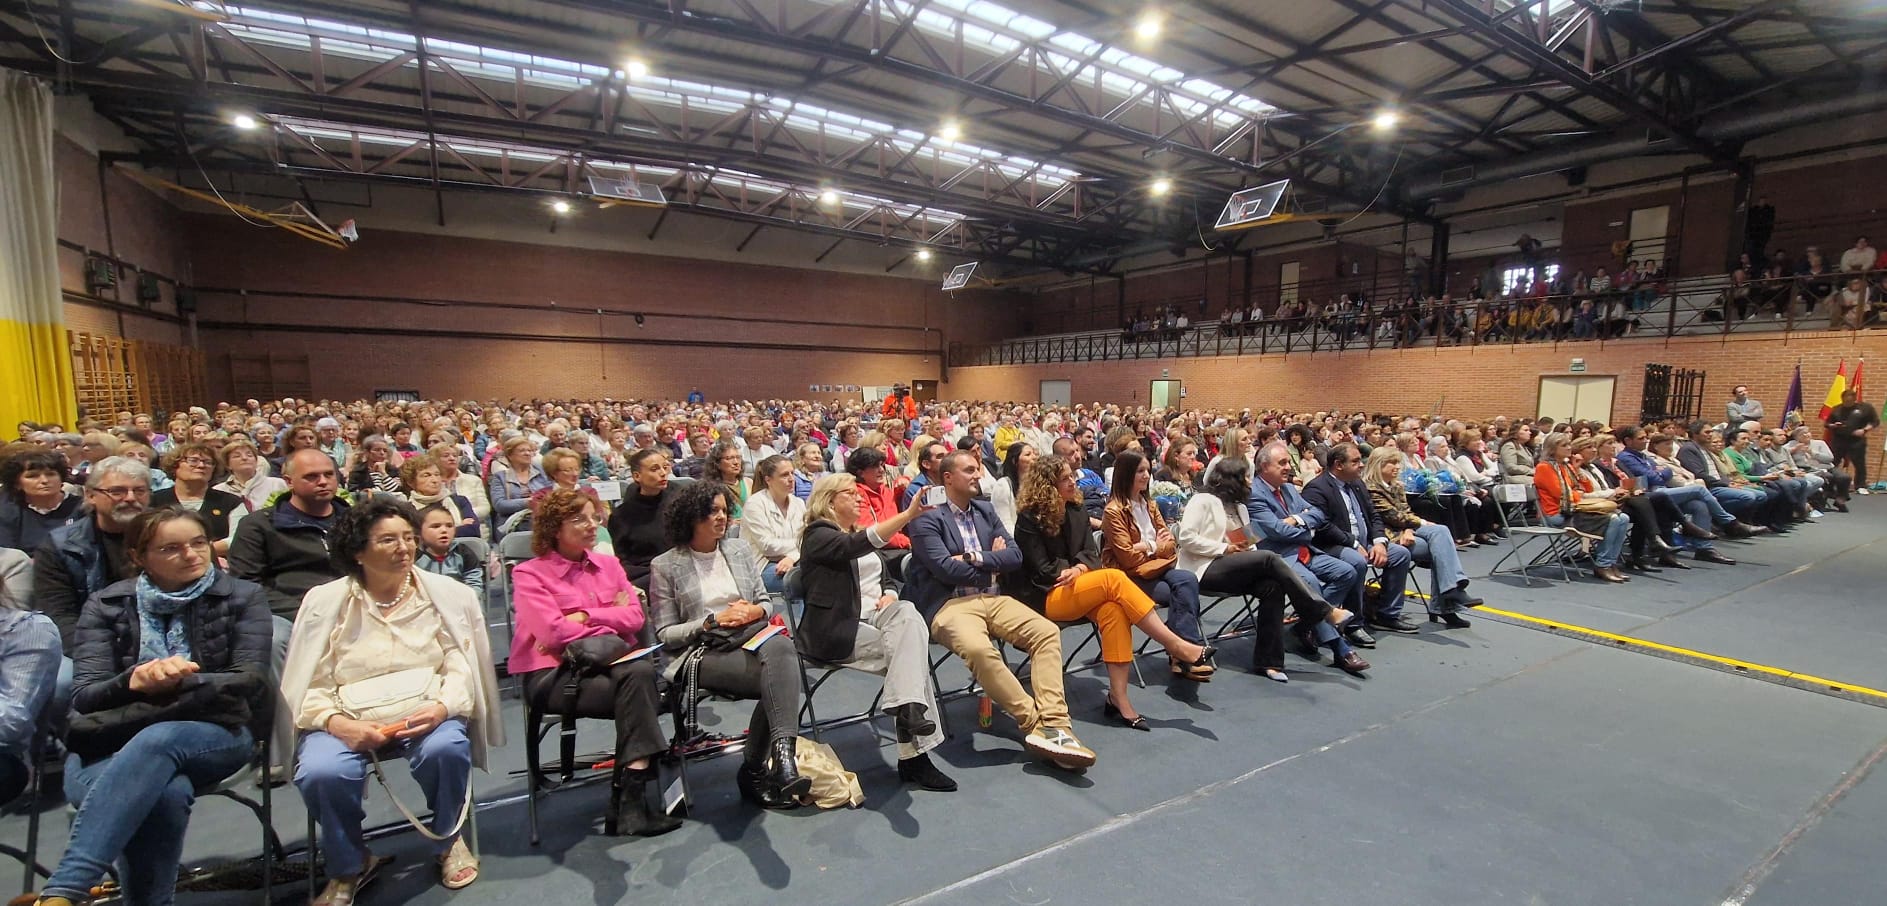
[336,667,443,726]
[1572,497,1619,515]
[793,738,863,809]
[562,635,632,675]
[699,619,769,652]
[1129,556,1176,580]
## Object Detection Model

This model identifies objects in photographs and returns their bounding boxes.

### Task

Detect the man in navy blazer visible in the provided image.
[1301,442,1419,634]
[1245,442,1371,675]
[906,450,1096,769]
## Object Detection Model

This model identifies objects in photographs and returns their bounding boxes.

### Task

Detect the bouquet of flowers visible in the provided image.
[1150,479,1188,523]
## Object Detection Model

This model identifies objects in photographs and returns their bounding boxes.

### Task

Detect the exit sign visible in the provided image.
[1570,359,1587,373]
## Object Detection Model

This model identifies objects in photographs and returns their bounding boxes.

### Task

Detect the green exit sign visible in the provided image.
[1570,359,1587,373]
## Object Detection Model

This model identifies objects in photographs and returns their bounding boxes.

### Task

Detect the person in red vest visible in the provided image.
[881,385,918,422]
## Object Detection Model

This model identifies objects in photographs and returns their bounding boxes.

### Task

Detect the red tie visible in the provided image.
[1275,486,1311,564]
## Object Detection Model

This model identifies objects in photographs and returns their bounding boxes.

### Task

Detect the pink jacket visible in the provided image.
[507,549,648,675]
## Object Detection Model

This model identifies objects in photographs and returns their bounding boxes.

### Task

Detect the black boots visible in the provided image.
[738,738,810,810]
[891,703,937,742]
[605,766,682,837]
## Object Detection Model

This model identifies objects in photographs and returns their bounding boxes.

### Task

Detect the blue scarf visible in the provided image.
[135,565,219,664]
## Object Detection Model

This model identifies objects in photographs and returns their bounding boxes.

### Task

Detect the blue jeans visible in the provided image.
[296,719,472,877]
[1404,524,1468,612]
[1707,485,1767,522]
[1284,553,1359,655]
[1547,512,1631,567]
[1326,542,1412,620]
[761,561,802,621]
[45,721,253,905]
[1131,568,1203,643]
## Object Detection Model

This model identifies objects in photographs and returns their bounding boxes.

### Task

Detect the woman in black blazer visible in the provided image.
[151,442,243,555]
[795,473,954,791]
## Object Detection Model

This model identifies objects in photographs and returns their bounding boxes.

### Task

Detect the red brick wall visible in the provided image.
[186,215,1025,401]
[55,137,189,344]
[941,330,1887,425]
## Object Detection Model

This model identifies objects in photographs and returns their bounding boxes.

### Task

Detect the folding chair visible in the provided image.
[1486,483,1588,585]
[492,531,536,680]
[518,702,616,846]
[4,737,55,897]
[780,569,898,743]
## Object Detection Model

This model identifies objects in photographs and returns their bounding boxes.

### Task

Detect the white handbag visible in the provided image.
[336,667,443,726]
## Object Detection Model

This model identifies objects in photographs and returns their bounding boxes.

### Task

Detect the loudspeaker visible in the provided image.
[176,288,197,314]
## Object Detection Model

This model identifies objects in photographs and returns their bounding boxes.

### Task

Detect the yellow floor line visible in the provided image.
[1474,604,1887,702]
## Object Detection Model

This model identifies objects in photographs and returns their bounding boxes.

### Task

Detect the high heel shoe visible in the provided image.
[1428,612,1471,629]
[1103,697,1151,731]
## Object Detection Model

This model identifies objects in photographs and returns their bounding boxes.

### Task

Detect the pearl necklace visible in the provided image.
[367,573,416,609]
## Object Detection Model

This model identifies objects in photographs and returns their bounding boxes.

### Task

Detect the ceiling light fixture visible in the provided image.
[1149,177,1173,196]
[231,113,258,130]
[1135,10,1162,39]
[938,121,961,143]
[623,58,649,79]
[1371,109,1401,132]
[819,188,841,205]
[915,249,933,262]
[552,199,571,214]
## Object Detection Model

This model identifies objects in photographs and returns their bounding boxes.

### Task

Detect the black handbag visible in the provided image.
[698,620,768,653]
[561,635,633,675]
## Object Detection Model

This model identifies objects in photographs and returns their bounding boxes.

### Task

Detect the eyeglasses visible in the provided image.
[150,538,211,560]
[92,486,148,499]
[179,457,213,468]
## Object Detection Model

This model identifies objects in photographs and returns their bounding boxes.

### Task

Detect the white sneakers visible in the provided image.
[1024,725,1097,769]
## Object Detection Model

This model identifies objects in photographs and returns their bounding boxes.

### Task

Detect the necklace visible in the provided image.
[367,572,416,609]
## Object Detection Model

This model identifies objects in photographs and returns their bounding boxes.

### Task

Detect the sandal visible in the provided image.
[438,839,479,890]
[313,854,388,906]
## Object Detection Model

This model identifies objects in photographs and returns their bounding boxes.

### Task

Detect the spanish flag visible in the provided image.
[1820,360,1848,422]
[0,71,77,434]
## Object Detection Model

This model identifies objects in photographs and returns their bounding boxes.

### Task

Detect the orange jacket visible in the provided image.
[881,393,917,421]
[1532,460,1591,518]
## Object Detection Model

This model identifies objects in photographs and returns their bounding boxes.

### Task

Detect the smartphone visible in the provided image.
[923,485,947,507]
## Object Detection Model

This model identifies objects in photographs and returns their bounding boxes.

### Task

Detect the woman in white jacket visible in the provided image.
[1426,436,1501,544]
[1175,459,1350,683]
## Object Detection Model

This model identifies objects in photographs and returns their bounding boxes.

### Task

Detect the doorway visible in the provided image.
[1039,379,1071,406]
[1149,379,1182,409]
[1537,375,1617,424]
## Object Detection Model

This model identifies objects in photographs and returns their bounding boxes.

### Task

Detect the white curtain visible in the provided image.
[0,68,75,432]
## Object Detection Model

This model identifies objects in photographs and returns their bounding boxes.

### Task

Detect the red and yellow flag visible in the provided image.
[1820,359,1848,422]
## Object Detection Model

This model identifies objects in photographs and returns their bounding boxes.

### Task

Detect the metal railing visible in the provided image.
[951,270,1887,367]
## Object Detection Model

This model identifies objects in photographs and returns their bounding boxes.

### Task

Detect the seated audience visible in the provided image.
[1297,443,1416,638]
[846,447,911,549]
[905,450,1095,768]
[487,437,550,538]
[416,505,485,595]
[649,481,807,809]
[150,443,242,553]
[509,489,678,835]
[346,435,402,496]
[1497,423,1537,483]
[1573,436,1686,572]
[1786,426,1852,510]
[1177,459,1346,681]
[33,457,152,651]
[743,455,808,600]
[988,441,1035,534]
[705,440,751,520]
[1244,442,1371,676]
[1360,446,1482,624]
[795,473,953,789]
[214,439,290,516]
[606,449,677,592]
[283,499,502,903]
[0,551,58,803]
[228,448,350,667]
[1534,433,1634,582]
[430,442,494,531]
[1100,451,1212,680]
[1676,425,1792,532]
[1424,435,1500,544]
[1015,459,1211,726]
[1,448,83,552]
[791,442,826,501]
[38,507,270,906]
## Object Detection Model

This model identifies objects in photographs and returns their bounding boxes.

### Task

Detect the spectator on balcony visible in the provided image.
[1839,236,1876,273]
[1830,275,1874,330]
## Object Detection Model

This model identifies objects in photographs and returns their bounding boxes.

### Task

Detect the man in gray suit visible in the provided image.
[905,451,1095,769]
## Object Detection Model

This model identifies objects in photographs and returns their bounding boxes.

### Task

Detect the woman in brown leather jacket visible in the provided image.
[1101,452,1213,682]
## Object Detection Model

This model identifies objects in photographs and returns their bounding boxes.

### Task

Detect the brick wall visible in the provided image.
[55,136,188,345]
[187,215,1024,401]
[941,330,1887,426]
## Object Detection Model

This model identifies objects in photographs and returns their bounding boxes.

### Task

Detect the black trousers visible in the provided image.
[694,635,801,762]
[523,658,669,765]
[1832,438,1869,488]
[1411,494,1469,541]
[1617,494,1668,558]
[1199,550,1331,672]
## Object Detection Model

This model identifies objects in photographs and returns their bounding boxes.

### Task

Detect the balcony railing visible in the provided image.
[950,270,1887,367]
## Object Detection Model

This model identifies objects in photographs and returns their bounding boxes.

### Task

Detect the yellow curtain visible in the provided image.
[0,68,76,435]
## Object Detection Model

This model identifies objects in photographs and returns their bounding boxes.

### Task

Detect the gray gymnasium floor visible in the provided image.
[8,506,1887,906]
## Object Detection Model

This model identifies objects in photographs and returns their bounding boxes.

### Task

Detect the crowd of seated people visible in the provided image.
[0,381,1871,905]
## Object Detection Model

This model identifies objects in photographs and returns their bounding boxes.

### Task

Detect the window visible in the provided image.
[1501,264,1561,295]
[1280,261,1300,304]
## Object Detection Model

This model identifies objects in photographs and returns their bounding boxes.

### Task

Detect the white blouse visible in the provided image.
[742,492,807,561]
[689,549,741,611]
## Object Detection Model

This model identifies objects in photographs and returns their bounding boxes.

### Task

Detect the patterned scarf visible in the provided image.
[135,564,219,664]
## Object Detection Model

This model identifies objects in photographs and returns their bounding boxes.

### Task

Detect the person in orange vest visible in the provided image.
[881,385,918,422]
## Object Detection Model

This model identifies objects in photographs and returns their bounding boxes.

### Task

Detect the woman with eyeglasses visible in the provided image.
[282,499,503,905]
[509,489,678,837]
[213,439,289,516]
[150,443,243,555]
[30,508,271,906]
